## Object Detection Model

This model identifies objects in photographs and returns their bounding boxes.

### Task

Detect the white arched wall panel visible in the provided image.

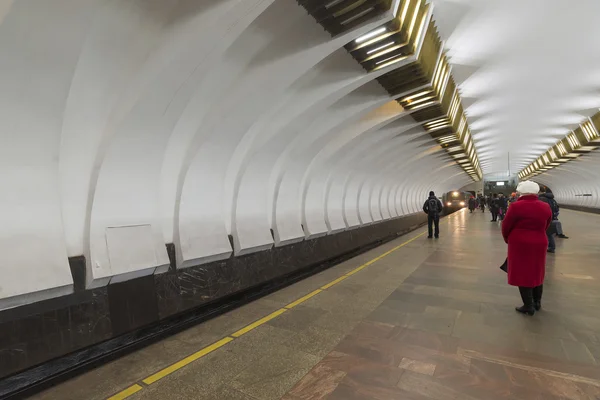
[224,13,396,243]
[176,0,398,261]
[323,111,427,232]
[0,0,479,308]
[302,100,408,235]
[176,0,317,264]
[273,80,393,241]
[82,1,187,287]
[534,151,600,210]
[158,0,278,267]
[220,4,397,256]
[266,56,418,246]
[234,50,375,247]
[89,0,258,282]
[0,1,98,308]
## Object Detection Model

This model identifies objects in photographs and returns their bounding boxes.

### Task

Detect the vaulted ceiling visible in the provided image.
[430,0,600,176]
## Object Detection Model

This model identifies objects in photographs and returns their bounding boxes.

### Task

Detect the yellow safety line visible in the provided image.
[231,308,287,337]
[320,275,347,289]
[106,219,449,399]
[107,384,143,400]
[346,231,427,276]
[142,337,234,385]
[285,289,322,309]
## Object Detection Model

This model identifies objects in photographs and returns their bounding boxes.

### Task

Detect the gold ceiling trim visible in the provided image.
[349,1,481,181]
[297,0,393,36]
[518,113,600,180]
[300,0,483,181]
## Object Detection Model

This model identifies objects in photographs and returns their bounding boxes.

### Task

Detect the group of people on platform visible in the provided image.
[424,182,570,316]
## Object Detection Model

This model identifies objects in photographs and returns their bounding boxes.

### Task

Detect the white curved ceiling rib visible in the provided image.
[534,151,600,210]
[0,0,475,309]
[430,0,600,175]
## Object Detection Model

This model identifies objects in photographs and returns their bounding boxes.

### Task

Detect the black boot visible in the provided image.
[533,285,543,311]
[516,287,535,316]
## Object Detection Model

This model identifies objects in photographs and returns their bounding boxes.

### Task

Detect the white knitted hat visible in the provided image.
[516,180,540,195]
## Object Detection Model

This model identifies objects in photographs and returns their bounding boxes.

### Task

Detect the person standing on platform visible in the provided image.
[501,181,552,315]
[423,191,443,239]
[498,193,508,221]
[490,193,500,222]
[468,196,477,213]
[539,190,568,252]
[479,195,486,212]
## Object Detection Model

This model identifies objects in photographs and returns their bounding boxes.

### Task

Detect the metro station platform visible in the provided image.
[32,209,600,400]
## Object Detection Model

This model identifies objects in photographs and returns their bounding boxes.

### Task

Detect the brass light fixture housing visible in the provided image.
[299,0,483,181]
[519,114,600,180]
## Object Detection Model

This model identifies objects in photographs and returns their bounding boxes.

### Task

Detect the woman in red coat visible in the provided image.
[501,181,552,315]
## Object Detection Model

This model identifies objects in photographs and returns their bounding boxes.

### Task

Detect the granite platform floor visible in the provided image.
[31,209,600,400]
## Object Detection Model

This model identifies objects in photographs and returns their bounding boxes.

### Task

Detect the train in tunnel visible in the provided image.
[441,191,471,213]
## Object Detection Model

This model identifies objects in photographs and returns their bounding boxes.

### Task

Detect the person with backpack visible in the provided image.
[423,191,444,239]
[468,196,477,213]
[490,193,500,222]
[497,193,508,221]
[539,189,568,253]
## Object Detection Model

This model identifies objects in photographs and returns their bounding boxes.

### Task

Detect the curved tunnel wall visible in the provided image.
[534,150,600,210]
[0,0,472,311]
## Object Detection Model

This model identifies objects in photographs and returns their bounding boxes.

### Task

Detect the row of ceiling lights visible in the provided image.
[519,111,600,180]
[348,1,482,180]
[298,0,483,181]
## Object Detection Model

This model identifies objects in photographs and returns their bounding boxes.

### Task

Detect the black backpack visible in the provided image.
[549,199,559,219]
[428,198,439,215]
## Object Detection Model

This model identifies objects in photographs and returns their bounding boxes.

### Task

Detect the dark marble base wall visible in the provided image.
[561,204,600,214]
[0,213,426,381]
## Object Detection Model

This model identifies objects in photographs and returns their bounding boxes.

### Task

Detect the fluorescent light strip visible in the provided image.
[365,45,406,61]
[366,42,394,54]
[375,53,404,65]
[438,135,456,143]
[341,7,374,25]
[325,0,344,8]
[404,90,433,103]
[426,123,450,131]
[406,0,421,43]
[567,132,580,149]
[408,95,435,106]
[582,121,599,140]
[399,0,411,25]
[355,27,386,44]
[409,100,435,110]
[413,7,429,48]
[374,55,408,70]
[425,117,447,126]
[425,120,449,128]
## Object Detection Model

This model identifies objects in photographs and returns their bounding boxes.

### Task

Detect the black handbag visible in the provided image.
[500,258,508,273]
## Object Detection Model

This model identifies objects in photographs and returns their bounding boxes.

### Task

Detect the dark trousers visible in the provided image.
[491,208,498,221]
[428,215,440,237]
[554,220,564,236]
[519,285,543,308]
[547,230,556,250]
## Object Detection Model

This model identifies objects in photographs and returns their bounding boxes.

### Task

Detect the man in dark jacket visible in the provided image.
[490,193,500,222]
[468,196,477,213]
[539,190,568,253]
[423,191,444,239]
[497,193,508,221]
